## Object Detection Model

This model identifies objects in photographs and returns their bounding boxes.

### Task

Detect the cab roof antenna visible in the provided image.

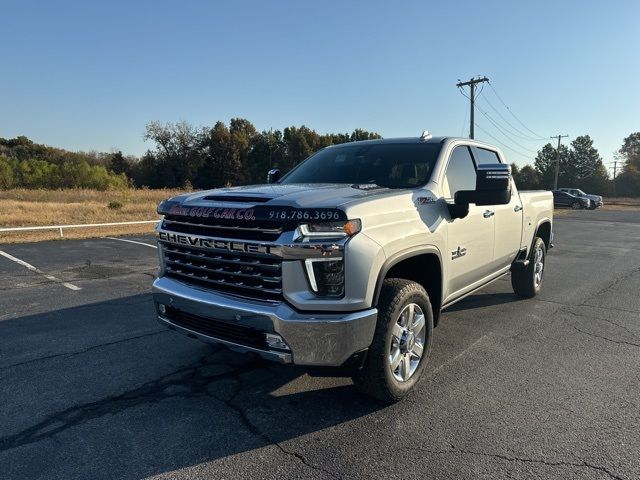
[420,130,432,140]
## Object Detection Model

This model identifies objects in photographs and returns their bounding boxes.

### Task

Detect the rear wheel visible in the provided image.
[511,237,546,298]
[353,279,433,403]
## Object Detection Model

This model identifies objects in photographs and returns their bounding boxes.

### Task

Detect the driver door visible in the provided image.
[442,145,496,299]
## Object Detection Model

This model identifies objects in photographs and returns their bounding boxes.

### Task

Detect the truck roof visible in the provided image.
[326,136,500,151]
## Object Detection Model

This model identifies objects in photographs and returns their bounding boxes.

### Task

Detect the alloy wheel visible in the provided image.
[389,303,426,382]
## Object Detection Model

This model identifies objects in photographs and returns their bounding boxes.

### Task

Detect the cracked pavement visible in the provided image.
[1,212,639,479]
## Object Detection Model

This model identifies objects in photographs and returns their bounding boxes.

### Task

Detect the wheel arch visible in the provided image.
[534,219,552,253]
[373,246,443,326]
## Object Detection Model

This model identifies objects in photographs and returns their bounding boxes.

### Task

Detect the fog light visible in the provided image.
[304,258,345,297]
[265,333,290,351]
[158,304,167,315]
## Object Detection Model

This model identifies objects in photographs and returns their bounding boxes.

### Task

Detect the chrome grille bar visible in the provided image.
[162,217,283,241]
[163,219,282,235]
[161,240,283,302]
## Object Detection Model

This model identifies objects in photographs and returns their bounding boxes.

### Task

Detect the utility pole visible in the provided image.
[268,127,273,169]
[550,134,569,190]
[610,161,619,196]
[456,76,489,139]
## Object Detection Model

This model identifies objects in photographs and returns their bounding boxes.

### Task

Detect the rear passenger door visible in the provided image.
[442,145,495,298]
[472,147,522,271]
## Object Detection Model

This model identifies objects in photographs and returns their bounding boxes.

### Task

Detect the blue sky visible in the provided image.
[1,0,638,168]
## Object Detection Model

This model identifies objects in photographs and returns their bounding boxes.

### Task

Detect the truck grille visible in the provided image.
[161,243,282,302]
[162,216,282,241]
[164,306,268,350]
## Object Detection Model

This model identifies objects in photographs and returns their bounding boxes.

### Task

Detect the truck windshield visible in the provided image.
[281,142,442,188]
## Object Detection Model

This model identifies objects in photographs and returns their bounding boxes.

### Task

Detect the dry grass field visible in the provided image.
[603,197,640,209]
[0,189,185,243]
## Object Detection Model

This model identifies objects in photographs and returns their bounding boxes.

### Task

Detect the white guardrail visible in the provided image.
[0,220,160,238]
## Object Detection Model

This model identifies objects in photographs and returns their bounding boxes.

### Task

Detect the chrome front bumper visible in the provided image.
[152,276,378,367]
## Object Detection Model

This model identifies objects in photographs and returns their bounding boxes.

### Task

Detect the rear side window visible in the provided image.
[444,146,476,198]
[473,147,501,165]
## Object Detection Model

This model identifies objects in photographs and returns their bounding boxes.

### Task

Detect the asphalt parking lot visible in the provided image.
[1,209,639,480]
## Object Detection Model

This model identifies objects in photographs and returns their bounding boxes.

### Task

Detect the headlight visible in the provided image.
[295,219,361,239]
[304,258,345,297]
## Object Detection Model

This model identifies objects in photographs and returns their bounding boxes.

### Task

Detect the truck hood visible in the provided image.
[164,183,404,209]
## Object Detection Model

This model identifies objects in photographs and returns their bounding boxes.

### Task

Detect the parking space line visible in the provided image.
[105,237,157,249]
[0,249,81,291]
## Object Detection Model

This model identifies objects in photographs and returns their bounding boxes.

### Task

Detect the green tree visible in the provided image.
[516,165,541,190]
[619,132,640,165]
[282,126,315,172]
[615,132,640,196]
[143,121,206,188]
[568,135,609,194]
[110,150,131,176]
[534,143,569,188]
[228,118,257,186]
[0,156,15,188]
[197,121,232,189]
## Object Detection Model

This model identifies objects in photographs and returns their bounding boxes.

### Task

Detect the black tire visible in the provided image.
[571,202,581,209]
[353,278,434,403]
[511,237,546,298]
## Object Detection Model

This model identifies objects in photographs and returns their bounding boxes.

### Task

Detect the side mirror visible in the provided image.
[267,168,281,184]
[454,163,511,207]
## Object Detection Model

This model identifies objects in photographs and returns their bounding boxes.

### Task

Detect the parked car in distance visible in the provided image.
[552,190,591,209]
[557,188,603,209]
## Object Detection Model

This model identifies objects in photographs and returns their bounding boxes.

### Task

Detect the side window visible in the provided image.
[474,147,501,165]
[444,146,476,199]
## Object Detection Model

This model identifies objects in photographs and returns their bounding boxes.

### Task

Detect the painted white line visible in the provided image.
[0,249,81,291]
[105,237,157,249]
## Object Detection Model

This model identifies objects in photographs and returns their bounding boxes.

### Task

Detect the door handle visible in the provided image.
[483,210,494,218]
[514,205,523,212]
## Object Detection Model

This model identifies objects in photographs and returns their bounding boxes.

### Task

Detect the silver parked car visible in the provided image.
[557,188,603,209]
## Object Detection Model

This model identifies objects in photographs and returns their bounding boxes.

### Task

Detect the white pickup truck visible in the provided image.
[153,134,554,402]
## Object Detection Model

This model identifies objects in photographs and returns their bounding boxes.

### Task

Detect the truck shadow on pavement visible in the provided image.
[0,294,384,479]
[444,291,524,312]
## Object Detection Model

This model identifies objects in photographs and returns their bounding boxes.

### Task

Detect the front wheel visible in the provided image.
[571,202,581,209]
[353,279,434,403]
[511,237,546,298]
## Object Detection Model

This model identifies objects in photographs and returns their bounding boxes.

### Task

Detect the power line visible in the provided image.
[487,81,546,139]
[473,102,541,154]
[460,103,468,137]
[473,122,535,160]
[478,90,546,141]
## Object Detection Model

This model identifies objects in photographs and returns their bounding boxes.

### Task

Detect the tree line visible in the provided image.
[1,120,638,196]
[511,133,639,196]
[0,137,128,190]
[122,120,381,189]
